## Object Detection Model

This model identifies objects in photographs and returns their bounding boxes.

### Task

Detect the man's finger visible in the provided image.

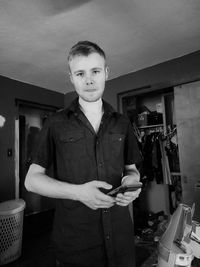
[96,193,116,204]
[93,181,112,190]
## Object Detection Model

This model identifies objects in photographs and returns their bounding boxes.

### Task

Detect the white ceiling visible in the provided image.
[0,0,200,94]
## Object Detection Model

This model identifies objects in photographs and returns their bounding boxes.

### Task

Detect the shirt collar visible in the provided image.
[65,97,116,117]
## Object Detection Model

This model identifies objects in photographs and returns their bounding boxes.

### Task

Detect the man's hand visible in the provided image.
[115,190,141,206]
[115,175,142,206]
[77,181,116,210]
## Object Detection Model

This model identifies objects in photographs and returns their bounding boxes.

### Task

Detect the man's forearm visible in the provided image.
[122,164,140,184]
[25,169,79,200]
[25,164,115,210]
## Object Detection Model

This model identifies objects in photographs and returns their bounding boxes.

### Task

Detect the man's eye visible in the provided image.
[77,73,84,77]
[93,70,100,74]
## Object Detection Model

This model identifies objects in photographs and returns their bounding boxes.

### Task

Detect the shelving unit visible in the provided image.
[138,124,164,129]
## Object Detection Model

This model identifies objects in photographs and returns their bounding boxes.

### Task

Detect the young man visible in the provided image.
[25,41,142,267]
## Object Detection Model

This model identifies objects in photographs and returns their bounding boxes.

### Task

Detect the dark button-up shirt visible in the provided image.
[33,98,141,267]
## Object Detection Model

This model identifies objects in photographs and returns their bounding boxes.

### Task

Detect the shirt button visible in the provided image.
[99,162,103,167]
[106,235,110,240]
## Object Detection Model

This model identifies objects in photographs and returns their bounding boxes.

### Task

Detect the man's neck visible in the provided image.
[78,98,103,133]
[79,98,103,114]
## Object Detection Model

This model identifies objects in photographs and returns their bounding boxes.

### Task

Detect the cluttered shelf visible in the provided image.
[138,124,164,129]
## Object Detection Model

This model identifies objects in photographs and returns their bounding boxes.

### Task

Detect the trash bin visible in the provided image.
[0,199,26,265]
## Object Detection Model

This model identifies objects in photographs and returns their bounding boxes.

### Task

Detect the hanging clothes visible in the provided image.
[165,132,180,173]
[142,132,163,184]
[159,139,172,185]
[152,135,163,184]
[160,127,182,213]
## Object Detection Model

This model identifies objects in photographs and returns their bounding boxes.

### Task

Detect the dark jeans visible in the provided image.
[55,245,107,267]
[56,261,107,267]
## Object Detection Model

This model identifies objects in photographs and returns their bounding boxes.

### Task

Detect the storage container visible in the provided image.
[0,199,25,265]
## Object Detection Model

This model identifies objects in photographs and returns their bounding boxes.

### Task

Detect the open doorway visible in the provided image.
[15,100,58,215]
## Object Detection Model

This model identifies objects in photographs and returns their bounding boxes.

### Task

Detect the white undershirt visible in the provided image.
[79,98,103,133]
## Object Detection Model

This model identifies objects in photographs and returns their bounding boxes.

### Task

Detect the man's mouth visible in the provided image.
[85,89,96,92]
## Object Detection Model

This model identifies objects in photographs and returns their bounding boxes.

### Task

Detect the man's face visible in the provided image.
[69,52,108,102]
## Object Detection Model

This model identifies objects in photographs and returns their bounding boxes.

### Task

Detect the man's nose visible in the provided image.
[85,75,94,85]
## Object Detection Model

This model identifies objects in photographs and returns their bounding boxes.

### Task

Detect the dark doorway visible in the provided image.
[16,101,58,215]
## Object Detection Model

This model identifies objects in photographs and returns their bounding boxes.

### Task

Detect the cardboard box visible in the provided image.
[137,113,149,126]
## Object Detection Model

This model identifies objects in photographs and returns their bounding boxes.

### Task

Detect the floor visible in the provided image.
[1,210,55,267]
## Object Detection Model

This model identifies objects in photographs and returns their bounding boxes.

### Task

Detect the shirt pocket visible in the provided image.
[58,131,86,159]
[108,132,125,159]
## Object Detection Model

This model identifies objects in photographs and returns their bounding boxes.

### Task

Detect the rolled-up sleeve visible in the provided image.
[32,117,55,169]
[124,122,142,165]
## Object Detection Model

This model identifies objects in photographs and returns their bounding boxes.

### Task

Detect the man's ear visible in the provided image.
[69,72,74,84]
[105,66,109,81]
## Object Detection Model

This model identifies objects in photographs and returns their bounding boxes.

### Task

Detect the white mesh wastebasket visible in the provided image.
[0,199,26,265]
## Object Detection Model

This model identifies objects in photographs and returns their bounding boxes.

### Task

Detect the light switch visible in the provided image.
[7,149,12,157]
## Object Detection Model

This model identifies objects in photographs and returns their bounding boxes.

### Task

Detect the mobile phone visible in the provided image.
[107,183,142,197]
